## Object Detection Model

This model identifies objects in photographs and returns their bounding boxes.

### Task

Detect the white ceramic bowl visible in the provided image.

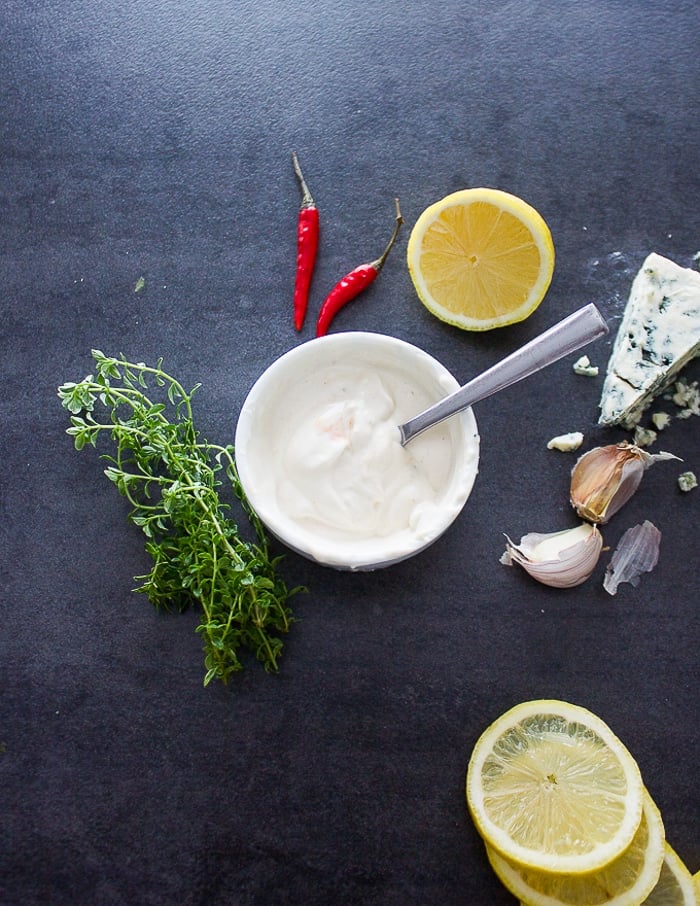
[234,332,480,570]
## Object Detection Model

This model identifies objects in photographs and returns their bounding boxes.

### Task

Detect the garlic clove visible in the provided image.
[501,522,603,588]
[570,442,680,524]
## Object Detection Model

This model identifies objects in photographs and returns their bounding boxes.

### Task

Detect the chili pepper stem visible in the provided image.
[370,198,403,272]
[291,151,315,209]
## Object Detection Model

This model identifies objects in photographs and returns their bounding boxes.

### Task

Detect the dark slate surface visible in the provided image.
[1,2,698,904]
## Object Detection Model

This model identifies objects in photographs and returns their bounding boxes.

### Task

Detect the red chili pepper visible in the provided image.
[315,199,403,337]
[291,151,319,331]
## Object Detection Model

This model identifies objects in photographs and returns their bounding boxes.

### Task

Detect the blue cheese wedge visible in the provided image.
[599,253,700,428]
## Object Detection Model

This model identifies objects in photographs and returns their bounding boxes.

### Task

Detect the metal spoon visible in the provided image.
[398,303,609,446]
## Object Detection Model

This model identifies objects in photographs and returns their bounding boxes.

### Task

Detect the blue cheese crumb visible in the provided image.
[651,411,672,430]
[573,355,599,377]
[678,471,697,492]
[547,432,584,452]
[633,425,657,447]
[671,378,700,417]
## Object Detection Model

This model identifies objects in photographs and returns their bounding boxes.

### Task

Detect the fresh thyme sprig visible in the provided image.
[58,350,302,686]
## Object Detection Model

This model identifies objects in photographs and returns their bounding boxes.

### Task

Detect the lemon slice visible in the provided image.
[466,700,644,874]
[642,844,699,906]
[486,788,664,906]
[407,188,555,330]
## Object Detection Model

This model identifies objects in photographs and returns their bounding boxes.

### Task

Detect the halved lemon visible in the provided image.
[486,788,664,906]
[466,700,644,875]
[642,844,699,906]
[407,187,555,330]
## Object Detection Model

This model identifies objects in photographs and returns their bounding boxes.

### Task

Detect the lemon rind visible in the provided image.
[649,843,699,906]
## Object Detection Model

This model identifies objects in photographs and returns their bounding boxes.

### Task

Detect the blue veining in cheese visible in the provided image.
[599,253,700,428]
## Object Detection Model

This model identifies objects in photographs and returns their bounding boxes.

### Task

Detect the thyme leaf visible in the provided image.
[58,350,302,686]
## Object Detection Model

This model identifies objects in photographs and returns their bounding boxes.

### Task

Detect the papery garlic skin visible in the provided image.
[501,523,603,588]
[603,520,661,595]
[570,442,680,524]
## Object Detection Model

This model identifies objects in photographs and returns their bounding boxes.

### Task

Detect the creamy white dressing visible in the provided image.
[275,367,452,542]
[235,334,480,569]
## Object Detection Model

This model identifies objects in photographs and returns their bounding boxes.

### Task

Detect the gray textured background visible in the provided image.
[1,2,698,903]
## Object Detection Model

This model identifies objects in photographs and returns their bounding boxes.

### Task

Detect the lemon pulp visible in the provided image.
[407,188,555,330]
[486,789,665,906]
[466,700,644,875]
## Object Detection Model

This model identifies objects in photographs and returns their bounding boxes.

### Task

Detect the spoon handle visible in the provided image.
[398,303,609,445]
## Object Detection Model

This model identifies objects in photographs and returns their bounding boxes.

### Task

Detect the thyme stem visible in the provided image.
[58,350,302,685]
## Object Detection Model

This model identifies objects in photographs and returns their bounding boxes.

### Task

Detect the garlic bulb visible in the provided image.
[501,523,603,588]
[570,442,680,524]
